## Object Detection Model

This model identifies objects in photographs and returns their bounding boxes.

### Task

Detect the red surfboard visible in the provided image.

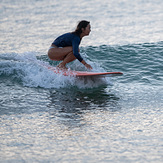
[46,66,123,77]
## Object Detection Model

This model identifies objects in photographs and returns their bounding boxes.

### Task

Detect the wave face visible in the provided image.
[0,42,162,88]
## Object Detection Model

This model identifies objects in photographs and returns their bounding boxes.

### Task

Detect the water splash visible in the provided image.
[0,52,112,89]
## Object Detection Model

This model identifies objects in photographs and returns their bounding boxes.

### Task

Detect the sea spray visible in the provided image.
[0,52,112,88]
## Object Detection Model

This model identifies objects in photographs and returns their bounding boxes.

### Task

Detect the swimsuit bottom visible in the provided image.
[49,46,62,50]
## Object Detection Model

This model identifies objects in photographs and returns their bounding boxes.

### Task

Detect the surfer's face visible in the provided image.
[82,24,91,36]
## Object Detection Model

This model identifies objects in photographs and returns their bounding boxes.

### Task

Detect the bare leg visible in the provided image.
[48,46,73,60]
[57,51,76,69]
[48,46,76,69]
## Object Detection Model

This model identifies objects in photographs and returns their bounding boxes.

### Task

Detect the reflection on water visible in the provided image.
[48,87,121,128]
[1,84,162,162]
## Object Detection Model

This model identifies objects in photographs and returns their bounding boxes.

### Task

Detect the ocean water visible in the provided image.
[0,0,163,162]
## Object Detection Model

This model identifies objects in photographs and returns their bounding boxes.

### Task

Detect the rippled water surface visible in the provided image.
[0,0,163,162]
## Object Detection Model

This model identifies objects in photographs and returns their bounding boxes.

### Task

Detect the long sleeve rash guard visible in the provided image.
[52,33,83,62]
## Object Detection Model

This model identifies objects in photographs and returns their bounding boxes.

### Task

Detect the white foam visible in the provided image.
[0,52,112,89]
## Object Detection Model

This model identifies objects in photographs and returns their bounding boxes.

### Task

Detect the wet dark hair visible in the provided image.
[72,20,90,36]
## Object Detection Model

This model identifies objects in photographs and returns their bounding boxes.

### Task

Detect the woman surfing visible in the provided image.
[48,20,92,70]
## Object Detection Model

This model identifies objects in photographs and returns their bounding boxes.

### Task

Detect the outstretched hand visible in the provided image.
[85,63,93,70]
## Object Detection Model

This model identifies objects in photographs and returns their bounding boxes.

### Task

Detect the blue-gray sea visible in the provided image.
[0,0,163,162]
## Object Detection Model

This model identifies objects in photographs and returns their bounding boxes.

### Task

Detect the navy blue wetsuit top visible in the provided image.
[52,33,83,62]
